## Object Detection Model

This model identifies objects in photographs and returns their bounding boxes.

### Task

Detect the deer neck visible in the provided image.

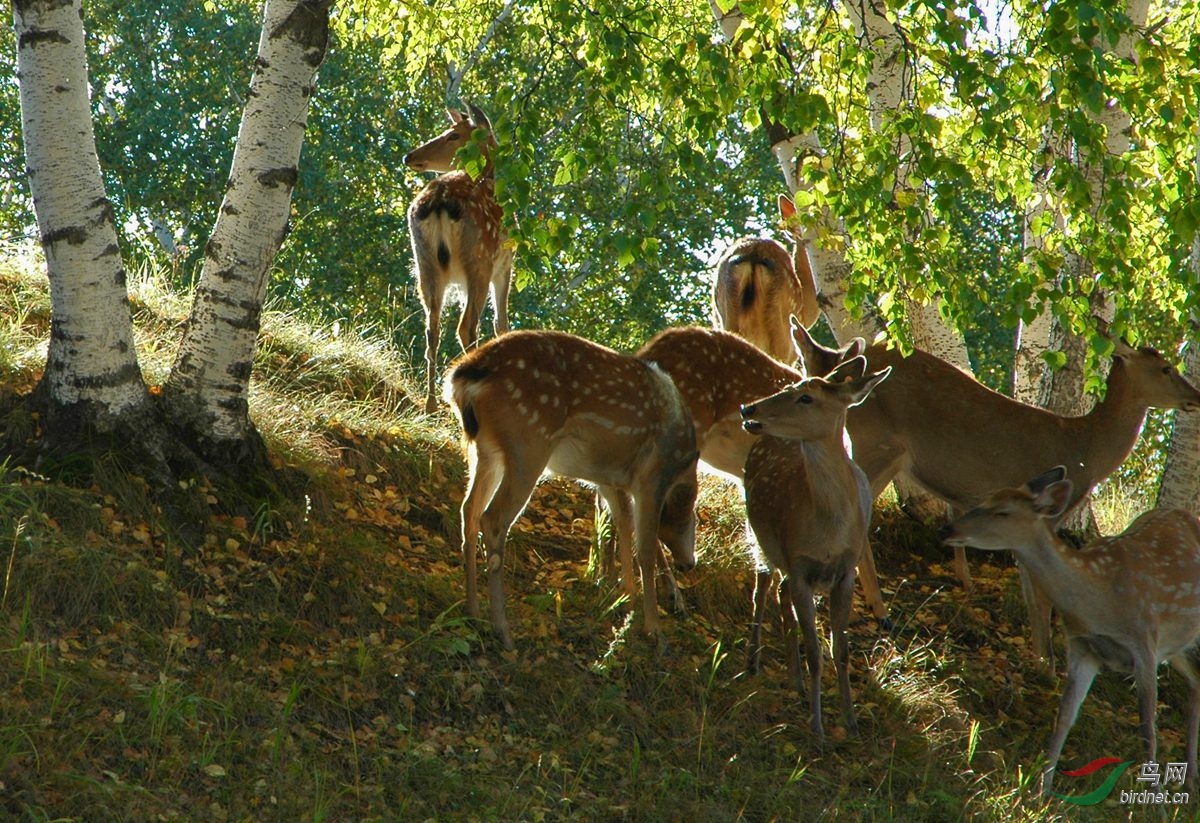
[1009,531,1097,618]
[797,429,857,507]
[1078,361,1149,477]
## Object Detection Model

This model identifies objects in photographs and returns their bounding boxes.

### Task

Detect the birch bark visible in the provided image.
[163,0,330,454]
[14,0,147,426]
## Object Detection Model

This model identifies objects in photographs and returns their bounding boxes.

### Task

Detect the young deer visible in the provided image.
[444,330,700,650]
[406,104,513,413]
[636,327,886,621]
[740,357,891,742]
[792,322,1200,660]
[942,467,1200,796]
[712,195,821,362]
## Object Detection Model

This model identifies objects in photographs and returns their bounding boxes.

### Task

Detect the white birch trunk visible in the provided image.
[1016,0,1146,412]
[14,0,146,421]
[845,0,972,372]
[164,0,329,446]
[1158,114,1200,512]
[1160,329,1200,511]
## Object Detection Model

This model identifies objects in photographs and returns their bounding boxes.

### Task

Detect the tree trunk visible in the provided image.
[1013,0,1147,413]
[163,0,330,461]
[14,0,148,433]
[1160,327,1200,511]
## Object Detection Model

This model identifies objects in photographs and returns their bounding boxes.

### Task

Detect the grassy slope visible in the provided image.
[0,255,1191,822]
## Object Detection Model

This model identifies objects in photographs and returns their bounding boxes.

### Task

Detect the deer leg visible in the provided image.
[422,293,444,414]
[1019,563,1055,666]
[855,538,887,622]
[1169,654,1200,790]
[746,568,773,675]
[479,455,542,650]
[830,568,859,736]
[952,545,973,592]
[786,573,824,742]
[776,574,804,694]
[491,262,511,336]
[598,486,637,606]
[1134,649,1161,785]
[457,274,490,353]
[1043,641,1100,796]
[631,488,668,638]
[460,445,504,620]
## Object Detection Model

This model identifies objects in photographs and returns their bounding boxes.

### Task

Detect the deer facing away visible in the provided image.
[740,356,891,742]
[636,326,886,620]
[406,104,513,413]
[792,321,1200,660]
[443,330,699,650]
[942,466,1200,796]
[712,195,820,363]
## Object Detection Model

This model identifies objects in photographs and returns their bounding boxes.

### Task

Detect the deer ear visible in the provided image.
[465,102,491,130]
[827,355,869,385]
[841,337,866,360]
[1032,479,1073,518]
[839,365,890,406]
[778,194,796,222]
[447,108,465,124]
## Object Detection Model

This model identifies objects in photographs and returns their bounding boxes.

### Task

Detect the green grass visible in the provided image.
[0,252,1195,821]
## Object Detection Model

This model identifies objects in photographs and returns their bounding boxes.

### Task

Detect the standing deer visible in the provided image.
[712,195,821,362]
[444,330,699,650]
[942,467,1200,796]
[635,326,887,621]
[792,320,1200,660]
[406,104,513,413]
[739,357,891,742]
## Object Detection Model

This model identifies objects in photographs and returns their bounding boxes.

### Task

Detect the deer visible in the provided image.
[791,320,1200,661]
[405,104,513,414]
[443,329,700,650]
[739,356,891,742]
[712,195,821,363]
[942,466,1200,797]
[634,326,888,621]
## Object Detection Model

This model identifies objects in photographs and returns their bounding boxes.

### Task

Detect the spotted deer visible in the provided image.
[942,467,1200,796]
[406,104,513,413]
[444,330,699,649]
[635,326,887,620]
[712,195,821,362]
[739,357,891,742]
[792,321,1200,661]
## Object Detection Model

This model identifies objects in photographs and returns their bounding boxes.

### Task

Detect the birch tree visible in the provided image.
[10,0,330,479]
[13,0,151,451]
[162,0,331,461]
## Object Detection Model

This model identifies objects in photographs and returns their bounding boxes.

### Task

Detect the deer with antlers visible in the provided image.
[406,104,513,413]
[942,466,1200,796]
[444,330,700,650]
[739,356,891,742]
[712,195,821,363]
[792,321,1200,660]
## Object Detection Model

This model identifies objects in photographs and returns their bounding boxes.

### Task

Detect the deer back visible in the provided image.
[637,327,805,480]
[791,320,1200,516]
[444,331,698,515]
[712,236,809,363]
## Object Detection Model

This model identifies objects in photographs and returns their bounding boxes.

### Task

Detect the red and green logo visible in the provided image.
[1050,757,1134,805]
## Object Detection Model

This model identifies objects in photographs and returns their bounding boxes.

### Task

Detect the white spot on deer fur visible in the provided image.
[512,387,522,400]
[516,359,526,369]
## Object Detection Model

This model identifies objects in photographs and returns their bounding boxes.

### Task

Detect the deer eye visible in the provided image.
[796,394,813,405]
[1163,366,1173,375]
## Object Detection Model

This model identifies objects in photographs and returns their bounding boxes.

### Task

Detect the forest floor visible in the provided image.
[0,258,1192,821]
